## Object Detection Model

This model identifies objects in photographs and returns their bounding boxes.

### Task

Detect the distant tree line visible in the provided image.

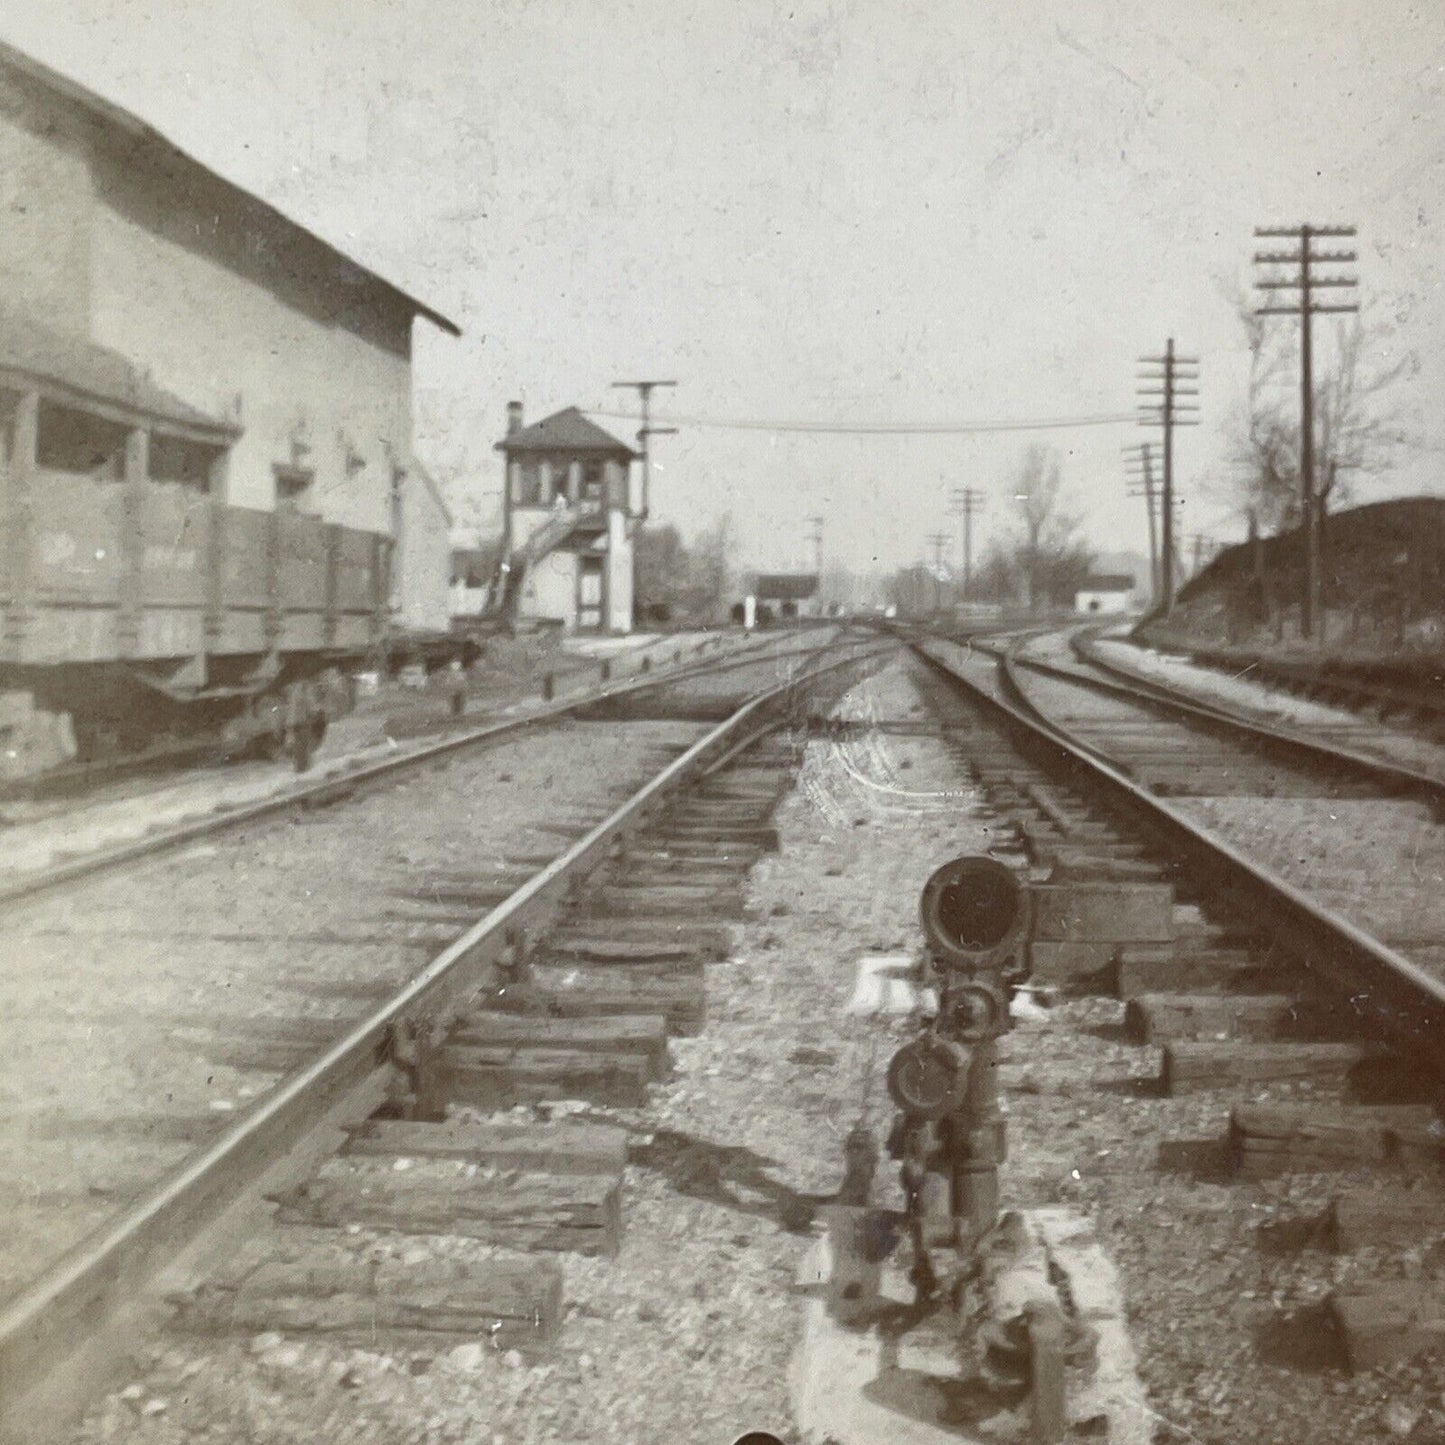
[891,444,1095,616]
[1220,287,1417,634]
[633,515,734,625]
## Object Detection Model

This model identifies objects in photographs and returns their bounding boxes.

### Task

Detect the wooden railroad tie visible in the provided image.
[1227,1103,1441,1178]
[1328,1283,1445,1372]
[452,1011,670,1075]
[1159,1040,1392,1097]
[1116,946,1272,997]
[345,1118,629,1177]
[1329,1188,1445,1253]
[444,1044,654,1109]
[545,920,731,964]
[175,1253,564,1351]
[272,1166,623,1257]
[1125,992,1323,1045]
[520,965,708,1035]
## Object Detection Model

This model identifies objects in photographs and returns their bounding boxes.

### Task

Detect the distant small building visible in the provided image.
[752,573,820,619]
[495,403,639,632]
[1074,574,1136,615]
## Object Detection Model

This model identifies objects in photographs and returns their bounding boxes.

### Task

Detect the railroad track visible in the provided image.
[0,628,825,911]
[901,626,1445,1430]
[0,628,884,1443]
[1054,626,1445,807]
[1120,632,1445,742]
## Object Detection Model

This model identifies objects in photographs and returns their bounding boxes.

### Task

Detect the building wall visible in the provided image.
[0,81,92,335]
[606,510,633,633]
[505,454,635,634]
[521,548,579,630]
[86,147,414,536]
[0,62,453,642]
[393,472,451,632]
[1074,589,1132,615]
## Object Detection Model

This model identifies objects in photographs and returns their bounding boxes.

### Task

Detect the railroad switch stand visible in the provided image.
[837,854,1096,1443]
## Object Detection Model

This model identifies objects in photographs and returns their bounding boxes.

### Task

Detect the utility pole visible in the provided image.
[949,486,984,609]
[1122,443,1158,605]
[611,380,677,521]
[1137,340,1199,619]
[926,532,949,615]
[806,515,825,576]
[1253,225,1358,641]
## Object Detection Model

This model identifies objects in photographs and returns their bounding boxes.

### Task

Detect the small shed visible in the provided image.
[1074,574,1136,615]
[752,573,819,619]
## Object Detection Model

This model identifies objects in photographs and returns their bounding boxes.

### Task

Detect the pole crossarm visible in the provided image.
[1256,305,1360,316]
[1249,221,1358,638]
[1255,277,1358,289]
[1255,225,1356,237]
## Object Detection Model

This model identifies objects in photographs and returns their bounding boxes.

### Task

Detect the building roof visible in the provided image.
[495,407,639,457]
[1079,574,1136,592]
[753,573,819,601]
[0,40,460,339]
[0,305,239,443]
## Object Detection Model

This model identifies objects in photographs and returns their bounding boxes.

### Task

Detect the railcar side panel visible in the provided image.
[6,483,390,672]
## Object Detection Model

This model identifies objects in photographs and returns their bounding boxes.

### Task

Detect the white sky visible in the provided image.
[6,0,1443,572]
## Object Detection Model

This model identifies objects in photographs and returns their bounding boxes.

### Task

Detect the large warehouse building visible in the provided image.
[0,40,458,635]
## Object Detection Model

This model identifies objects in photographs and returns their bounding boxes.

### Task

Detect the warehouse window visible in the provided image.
[36,401,126,480]
[274,463,316,513]
[151,434,221,490]
[581,460,603,502]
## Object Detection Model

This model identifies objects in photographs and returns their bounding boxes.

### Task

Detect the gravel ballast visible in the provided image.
[56,656,1445,1445]
[2,716,706,1304]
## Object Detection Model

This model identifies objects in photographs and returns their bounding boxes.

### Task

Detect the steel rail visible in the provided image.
[0,629,829,914]
[1057,629,1445,812]
[0,634,885,1436]
[910,635,1445,1072]
[1135,634,1445,728]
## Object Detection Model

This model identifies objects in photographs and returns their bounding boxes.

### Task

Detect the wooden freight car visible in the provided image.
[0,392,395,778]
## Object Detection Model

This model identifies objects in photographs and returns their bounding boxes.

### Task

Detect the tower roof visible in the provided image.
[495,406,638,457]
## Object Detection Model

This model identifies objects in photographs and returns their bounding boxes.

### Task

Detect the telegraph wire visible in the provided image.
[583,409,1138,436]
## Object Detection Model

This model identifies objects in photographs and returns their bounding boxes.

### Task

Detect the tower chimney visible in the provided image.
[506,400,523,436]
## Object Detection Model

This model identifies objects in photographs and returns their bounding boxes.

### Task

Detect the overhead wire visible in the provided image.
[583,408,1138,436]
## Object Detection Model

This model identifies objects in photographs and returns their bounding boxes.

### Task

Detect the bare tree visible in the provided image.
[1223,285,1415,547]
[1312,319,1415,585]
[1008,445,1090,612]
[636,514,735,625]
